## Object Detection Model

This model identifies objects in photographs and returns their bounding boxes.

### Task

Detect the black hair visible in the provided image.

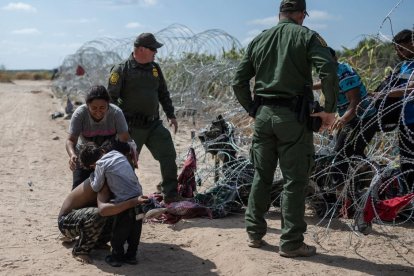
[85,85,111,104]
[111,140,131,156]
[393,29,414,44]
[80,140,131,169]
[79,143,104,168]
[98,139,131,156]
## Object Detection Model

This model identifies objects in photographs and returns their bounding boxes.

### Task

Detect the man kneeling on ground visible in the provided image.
[58,180,110,264]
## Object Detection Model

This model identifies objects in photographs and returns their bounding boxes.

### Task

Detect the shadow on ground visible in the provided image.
[91,242,218,276]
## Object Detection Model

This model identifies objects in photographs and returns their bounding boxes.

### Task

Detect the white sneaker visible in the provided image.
[145,208,167,219]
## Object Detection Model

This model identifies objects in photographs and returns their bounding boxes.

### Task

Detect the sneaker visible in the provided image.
[105,255,122,267]
[353,212,373,235]
[123,255,138,265]
[279,243,317,258]
[145,208,168,219]
[247,239,265,248]
[60,236,75,244]
[155,182,162,194]
[94,241,110,250]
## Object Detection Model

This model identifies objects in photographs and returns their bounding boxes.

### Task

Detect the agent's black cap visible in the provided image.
[134,33,163,49]
[280,0,308,16]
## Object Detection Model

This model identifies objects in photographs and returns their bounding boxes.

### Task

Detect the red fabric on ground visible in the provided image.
[177,147,197,198]
[364,193,414,222]
[149,200,212,224]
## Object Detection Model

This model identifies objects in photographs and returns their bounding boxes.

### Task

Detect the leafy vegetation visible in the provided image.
[336,37,397,91]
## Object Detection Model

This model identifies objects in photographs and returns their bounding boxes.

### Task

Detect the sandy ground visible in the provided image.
[0,80,413,276]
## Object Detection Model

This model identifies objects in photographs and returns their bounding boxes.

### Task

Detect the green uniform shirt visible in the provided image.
[107,53,176,119]
[232,18,338,113]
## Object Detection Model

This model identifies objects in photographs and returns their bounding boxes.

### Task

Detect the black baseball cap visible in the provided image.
[280,0,309,16]
[134,33,163,49]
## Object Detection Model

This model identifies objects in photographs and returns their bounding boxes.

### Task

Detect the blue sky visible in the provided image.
[0,0,412,69]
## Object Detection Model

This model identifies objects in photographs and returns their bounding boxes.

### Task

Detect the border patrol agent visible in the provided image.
[107,33,180,203]
[232,0,338,257]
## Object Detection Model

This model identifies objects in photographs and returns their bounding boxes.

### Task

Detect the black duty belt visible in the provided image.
[124,112,160,127]
[143,114,159,122]
[260,97,296,108]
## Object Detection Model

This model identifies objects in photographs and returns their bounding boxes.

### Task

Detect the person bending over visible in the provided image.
[79,142,147,267]
[66,85,130,189]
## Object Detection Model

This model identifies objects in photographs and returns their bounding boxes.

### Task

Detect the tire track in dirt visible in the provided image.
[0,81,71,275]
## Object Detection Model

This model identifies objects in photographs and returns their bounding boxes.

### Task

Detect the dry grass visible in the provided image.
[0,72,13,83]
[0,70,52,82]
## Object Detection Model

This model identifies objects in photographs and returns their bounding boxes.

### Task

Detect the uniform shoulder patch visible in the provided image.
[315,33,328,47]
[152,67,159,77]
[110,72,119,85]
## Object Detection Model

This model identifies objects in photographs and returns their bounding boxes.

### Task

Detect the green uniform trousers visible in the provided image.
[245,105,314,251]
[130,120,178,198]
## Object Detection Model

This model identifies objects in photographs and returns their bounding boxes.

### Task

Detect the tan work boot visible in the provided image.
[279,243,317,258]
[247,239,265,248]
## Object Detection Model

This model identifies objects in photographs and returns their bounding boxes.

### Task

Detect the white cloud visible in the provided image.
[2,2,37,12]
[52,32,66,37]
[114,0,157,6]
[248,16,277,27]
[244,17,277,45]
[305,23,328,30]
[64,18,97,24]
[142,0,157,6]
[0,40,81,57]
[242,29,262,46]
[37,42,83,50]
[249,10,337,28]
[247,29,262,36]
[125,22,142,29]
[305,10,339,31]
[11,28,40,35]
[307,10,334,21]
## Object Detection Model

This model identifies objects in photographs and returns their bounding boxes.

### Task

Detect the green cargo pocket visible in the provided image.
[249,141,255,167]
